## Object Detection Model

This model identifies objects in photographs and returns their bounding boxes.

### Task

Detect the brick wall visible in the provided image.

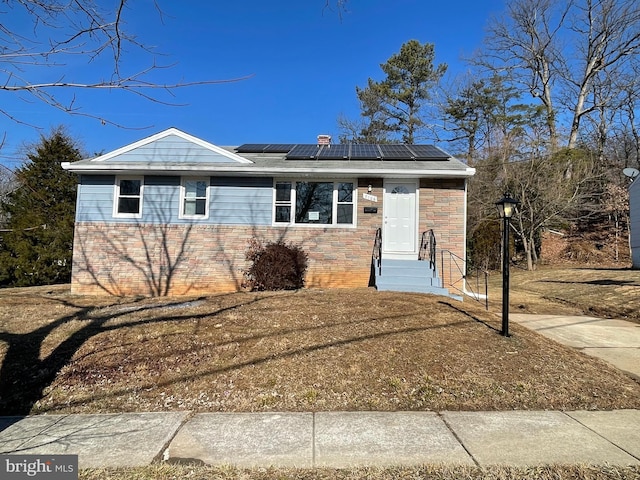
[71,222,378,296]
[419,178,467,291]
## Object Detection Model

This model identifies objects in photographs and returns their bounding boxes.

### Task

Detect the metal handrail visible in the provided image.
[440,249,489,309]
[372,227,382,276]
[418,229,437,269]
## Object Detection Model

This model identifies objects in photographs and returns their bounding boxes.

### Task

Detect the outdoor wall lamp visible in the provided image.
[368,184,373,193]
[496,193,519,337]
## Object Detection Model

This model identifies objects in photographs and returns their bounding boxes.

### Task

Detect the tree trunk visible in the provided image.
[520,232,534,271]
[568,86,588,149]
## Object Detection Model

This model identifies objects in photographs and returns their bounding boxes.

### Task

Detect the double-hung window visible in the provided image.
[180,177,209,218]
[274,180,355,226]
[114,177,143,218]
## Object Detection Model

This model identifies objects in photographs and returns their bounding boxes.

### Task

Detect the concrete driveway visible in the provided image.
[511,314,640,380]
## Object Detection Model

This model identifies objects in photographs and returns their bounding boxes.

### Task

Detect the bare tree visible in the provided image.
[603,56,640,171]
[480,0,640,151]
[481,0,570,151]
[601,183,629,262]
[1,0,248,128]
[507,148,601,269]
[563,0,640,149]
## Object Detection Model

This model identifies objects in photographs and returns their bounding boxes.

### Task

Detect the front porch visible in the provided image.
[371,228,478,302]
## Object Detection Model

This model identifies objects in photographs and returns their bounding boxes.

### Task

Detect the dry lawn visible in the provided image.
[1,268,639,415]
[491,265,640,322]
[79,464,640,480]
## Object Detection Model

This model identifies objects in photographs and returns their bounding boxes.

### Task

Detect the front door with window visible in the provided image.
[383,181,417,256]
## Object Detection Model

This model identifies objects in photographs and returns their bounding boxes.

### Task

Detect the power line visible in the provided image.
[0,224,47,233]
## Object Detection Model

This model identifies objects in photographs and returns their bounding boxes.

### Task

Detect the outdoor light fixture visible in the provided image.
[496,193,519,337]
[496,193,518,219]
[368,184,373,193]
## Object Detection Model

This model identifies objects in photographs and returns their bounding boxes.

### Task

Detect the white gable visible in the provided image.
[88,128,252,165]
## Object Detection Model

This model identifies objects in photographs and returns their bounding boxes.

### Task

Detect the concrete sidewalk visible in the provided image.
[1,410,639,468]
[511,314,640,380]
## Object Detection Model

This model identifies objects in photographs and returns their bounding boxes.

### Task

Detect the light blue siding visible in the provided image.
[76,175,115,222]
[100,135,238,164]
[76,175,273,226]
[211,177,272,225]
[143,176,182,224]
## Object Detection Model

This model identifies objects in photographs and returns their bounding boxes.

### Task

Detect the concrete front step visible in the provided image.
[376,275,442,289]
[379,259,437,276]
[375,259,446,295]
[376,282,451,296]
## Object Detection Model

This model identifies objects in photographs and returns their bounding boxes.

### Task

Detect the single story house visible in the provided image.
[62,128,476,297]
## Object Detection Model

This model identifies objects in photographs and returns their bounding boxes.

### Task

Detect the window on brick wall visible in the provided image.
[114,176,143,218]
[180,177,209,218]
[274,180,355,226]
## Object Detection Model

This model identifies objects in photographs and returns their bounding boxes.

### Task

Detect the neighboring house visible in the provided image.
[630,176,640,269]
[62,128,476,297]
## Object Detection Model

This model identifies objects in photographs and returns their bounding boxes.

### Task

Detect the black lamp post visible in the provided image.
[496,193,519,337]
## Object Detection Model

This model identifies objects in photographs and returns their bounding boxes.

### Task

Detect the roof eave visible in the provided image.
[62,162,476,178]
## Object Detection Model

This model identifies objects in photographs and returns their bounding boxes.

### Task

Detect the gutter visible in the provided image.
[61,162,476,178]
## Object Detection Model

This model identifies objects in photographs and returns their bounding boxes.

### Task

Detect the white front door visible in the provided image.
[383,181,417,255]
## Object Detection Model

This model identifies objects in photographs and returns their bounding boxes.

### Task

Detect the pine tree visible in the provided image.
[352,40,447,144]
[0,129,80,286]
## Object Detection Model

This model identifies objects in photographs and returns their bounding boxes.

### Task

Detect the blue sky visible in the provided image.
[1,0,505,167]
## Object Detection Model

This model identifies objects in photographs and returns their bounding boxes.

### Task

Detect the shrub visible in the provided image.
[243,238,308,291]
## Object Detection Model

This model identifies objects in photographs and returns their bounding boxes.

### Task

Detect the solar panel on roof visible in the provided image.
[318,144,350,159]
[236,144,270,153]
[263,144,296,153]
[238,142,449,160]
[286,144,321,159]
[236,144,295,153]
[379,144,412,159]
[350,144,381,159]
[409,145,450,159]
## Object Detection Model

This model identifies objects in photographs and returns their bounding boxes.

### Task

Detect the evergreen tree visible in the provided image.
[347,40,447,144]
[0,129,80,286]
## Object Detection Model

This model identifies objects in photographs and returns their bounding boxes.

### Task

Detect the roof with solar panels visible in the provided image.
[63,128,475,178]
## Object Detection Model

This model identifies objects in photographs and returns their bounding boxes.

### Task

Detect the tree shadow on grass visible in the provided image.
[42,313,472,413]
[0,293,272,416]
[438,301,501,333]
[539,279,638,286]
[0,291,478,416]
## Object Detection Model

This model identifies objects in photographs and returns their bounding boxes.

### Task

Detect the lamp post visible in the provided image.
[496,193,519,337]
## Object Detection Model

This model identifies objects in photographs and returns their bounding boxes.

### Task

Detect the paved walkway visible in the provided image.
[0,314,639,469]
[1,410,639,468]
[511,314,640,380]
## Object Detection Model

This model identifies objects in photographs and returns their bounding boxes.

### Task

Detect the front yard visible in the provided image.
[1,274,639,415]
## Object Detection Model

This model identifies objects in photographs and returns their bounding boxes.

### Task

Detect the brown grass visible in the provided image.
[79,464,640,480]
[1,267,640,416]
[489,265,640,322]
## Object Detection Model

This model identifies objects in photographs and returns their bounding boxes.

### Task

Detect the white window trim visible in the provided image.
[179,177,210,219]
[272,179,357,227]
[113,176,144,219]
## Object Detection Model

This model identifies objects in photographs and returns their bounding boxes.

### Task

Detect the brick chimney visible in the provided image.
[317,134,331,146]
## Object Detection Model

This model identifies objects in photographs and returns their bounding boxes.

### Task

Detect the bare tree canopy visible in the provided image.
[0,0,249,128]
[480,0,640,150]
